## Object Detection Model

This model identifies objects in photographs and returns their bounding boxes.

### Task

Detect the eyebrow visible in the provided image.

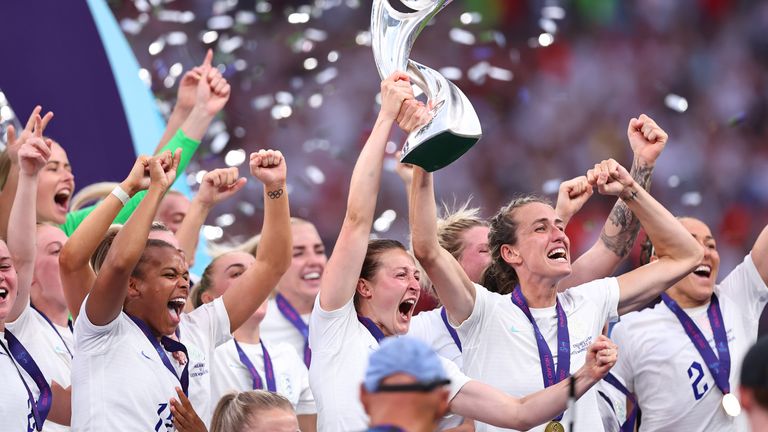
[47,241,63,248]
[532,218,564,226]
[225,263,246,272]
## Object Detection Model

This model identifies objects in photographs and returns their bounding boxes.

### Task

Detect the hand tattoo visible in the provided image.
[599,157,653,257]
[267,188,284,199]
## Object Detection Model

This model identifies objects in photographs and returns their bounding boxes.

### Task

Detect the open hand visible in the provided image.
[627,114,667,166]
[196,167,247,207]
[6,105,54,167]
[380,71,414,121]
[170,387,207,432]
[586,159,635,198]
[249,149,286,189]
[555,176,593,226]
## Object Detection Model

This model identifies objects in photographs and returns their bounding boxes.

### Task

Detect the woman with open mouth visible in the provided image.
[410,116,704,432]
[69,148,291,430]
[606,217,768,431]
[2,118,71,431]
[309,71,620,432]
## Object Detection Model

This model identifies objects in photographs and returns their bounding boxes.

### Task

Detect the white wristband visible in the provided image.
[111,185,130,206]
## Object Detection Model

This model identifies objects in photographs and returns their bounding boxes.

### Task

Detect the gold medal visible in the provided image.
[722,393,741,417]
[544,421,565,432]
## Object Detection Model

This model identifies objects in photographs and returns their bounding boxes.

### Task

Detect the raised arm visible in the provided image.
[0,106,53,241]
[410,167,476,324]
[585,159,703,315]
[750,221,768,284]
[318,72,416,311]
[222,150,291,332]
[85,150,180,325]
[451,335,617,429]
[59,156,151,320]
[6,117,51,322]
[560,115,665,290]
[175,167,246,265]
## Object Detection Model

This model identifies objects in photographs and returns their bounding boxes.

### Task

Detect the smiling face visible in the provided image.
[275,222,326,307]
[37,142,75,225]
[458,225,490,283]
[666,218,720,307]
[504,202,571,283]
[201,251,256,303]
[357,246,421,336]
[126,243,190,336]
[0,240,18,325]
[31,224,68,309]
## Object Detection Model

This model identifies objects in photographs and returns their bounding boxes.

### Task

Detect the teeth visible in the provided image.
[547,247,567,259]
[302,272,321,281]
[0,288,7,299]
[404,299,415,306]
[169,298,186,306]
[695,265,711,273]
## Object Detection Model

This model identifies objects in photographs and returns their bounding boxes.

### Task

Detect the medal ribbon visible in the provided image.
[275,294,312,367]
[128,315,190,396]
[30,305,73,359]
[440,307,462,352]
[234,340,277,392]
[602,372,637,432]
[357,315,386,343]
[661,293,731,395]
[510,287,570,421]
[2,330,52,431]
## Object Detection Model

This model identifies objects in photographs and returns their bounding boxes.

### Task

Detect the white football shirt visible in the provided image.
[610,254,768,432]
[210,339,316,418]
[71,297,231,431]
[7,303,72,432]
[0,336,37,432]
[261,298,311,362]
[308,296,471,432]
[456,279,620,432]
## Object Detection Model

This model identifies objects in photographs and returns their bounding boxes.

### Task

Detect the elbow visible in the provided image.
[412,239,439,266]
[59,247,79,272]
[682,242,705,270]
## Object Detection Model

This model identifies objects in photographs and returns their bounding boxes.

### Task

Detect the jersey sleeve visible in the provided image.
[717,253,768,321]
[61,129,200,236]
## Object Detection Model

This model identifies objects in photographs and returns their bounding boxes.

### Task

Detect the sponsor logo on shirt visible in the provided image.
[571,336,593,355]
[509,326,520,333]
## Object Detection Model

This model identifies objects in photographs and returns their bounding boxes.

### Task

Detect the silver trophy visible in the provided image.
[372,0,482,172]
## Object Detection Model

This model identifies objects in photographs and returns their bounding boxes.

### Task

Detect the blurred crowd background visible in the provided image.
[104,0,768,288]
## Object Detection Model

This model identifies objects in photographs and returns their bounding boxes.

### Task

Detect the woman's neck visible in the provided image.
[277,289,315,315]
[31,290,70,327]
[519,276,558,308]
[233,317,262,344]
[357,302,393,337]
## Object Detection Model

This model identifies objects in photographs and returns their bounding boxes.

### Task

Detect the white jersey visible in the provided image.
[211,339,316,418]
[0,335,37,432]
[594,378,628,432]
[308,296,471,432]
[409,308,465,430]
[456,279,620,432]
[610,254,768,432]
[6,303,73,432]
[261,298,310,362]
[71,297,231,431]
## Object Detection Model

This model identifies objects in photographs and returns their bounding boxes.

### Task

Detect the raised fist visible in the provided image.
[148,149,181,192]
[396,99,433,134]
[583,335,618,381]
[627,114,667,166]
[196,167,247,207]
[555,176,593,226]
[380,71,414,121]
[586,159,635,198]
[249,149,287,189]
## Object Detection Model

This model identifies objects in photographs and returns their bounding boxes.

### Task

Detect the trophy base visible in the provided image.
[400,131,478,172]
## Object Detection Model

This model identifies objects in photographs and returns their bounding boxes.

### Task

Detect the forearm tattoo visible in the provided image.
[267,188,284,199]
[599,158,653,257]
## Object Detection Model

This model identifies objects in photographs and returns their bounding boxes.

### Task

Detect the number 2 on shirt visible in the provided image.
[688,361,710,400]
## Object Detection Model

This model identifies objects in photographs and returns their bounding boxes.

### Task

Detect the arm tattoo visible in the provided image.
[599,157,653,257]
[267,188,284,199]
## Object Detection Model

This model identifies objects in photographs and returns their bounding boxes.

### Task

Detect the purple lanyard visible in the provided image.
[357,315,386,343]
[2,330,52,431]
[510,287,570,421]
[661,293,732,395]
[30,305,73,359]
[440,307,462,352]
[128,315,190,396]
[275,294,311,367]
[233,340,277,392]
[602,372,637,432]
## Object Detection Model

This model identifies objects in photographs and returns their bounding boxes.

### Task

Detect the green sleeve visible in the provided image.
[61,129,200,236]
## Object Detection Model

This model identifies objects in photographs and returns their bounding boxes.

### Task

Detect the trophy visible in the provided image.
[372,0,482,172]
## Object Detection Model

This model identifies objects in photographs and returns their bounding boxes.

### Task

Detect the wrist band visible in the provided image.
[111,185,130,206]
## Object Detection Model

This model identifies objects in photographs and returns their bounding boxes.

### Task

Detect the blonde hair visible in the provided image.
[210,391,295,432]
[70,182,119,211]
[436,200,487,261]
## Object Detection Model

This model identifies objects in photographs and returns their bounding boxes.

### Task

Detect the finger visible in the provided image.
[25,106,41,131]
[34,115,42,138]
[220,83,231,97]
[390,70,410,83]
[172,148,182,170]
[40,111,54,131]
[202,48,213,68]
[31,139,51,159]
[6,125,16,145]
